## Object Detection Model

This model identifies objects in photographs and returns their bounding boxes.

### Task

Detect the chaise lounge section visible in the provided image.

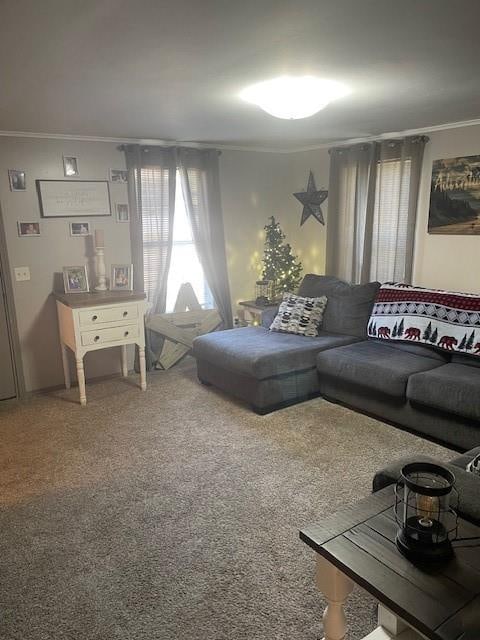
[193,275,378,414]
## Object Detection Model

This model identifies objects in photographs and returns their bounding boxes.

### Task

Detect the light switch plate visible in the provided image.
[14,266,30,281]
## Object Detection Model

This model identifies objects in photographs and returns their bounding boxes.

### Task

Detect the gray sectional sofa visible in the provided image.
[193,274,480,452]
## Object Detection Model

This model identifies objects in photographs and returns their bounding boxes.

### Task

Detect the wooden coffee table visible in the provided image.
[300,486,480,640]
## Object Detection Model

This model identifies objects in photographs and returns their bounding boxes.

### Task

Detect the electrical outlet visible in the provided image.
[14,266,30,282]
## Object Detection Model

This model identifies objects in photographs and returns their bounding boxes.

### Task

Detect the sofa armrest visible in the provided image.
[260,305,279,328]
[373,455,480,525]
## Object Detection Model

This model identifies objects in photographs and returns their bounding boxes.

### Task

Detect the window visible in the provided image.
[370,158,412,282]
[165,171,213,312]
[140,168,212,313]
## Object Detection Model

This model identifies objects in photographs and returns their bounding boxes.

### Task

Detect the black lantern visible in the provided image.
[394,462,458,563]
[255,280,273,306]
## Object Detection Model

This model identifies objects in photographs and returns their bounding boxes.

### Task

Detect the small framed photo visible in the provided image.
[69,221,90,236]
[109,169,128,184]
[9,169,26,191]
[63,265,89,293]
[18,221,41,237]
[63,156,79,177]
[111,264,133,291]
[116,203,129,223]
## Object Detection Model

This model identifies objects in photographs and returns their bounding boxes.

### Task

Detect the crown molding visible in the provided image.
[1,116,480,154]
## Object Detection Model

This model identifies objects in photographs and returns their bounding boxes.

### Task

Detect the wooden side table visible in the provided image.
[237,300,278,327]
[54,290,147,406]
[300,486,480,640]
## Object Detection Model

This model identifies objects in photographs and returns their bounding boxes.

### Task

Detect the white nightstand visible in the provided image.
[54,290,147,406]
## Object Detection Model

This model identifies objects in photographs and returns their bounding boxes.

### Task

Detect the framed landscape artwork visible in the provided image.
[428,155,480,234]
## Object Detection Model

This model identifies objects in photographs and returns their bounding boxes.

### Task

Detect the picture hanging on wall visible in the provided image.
[17,222,41,236]
[109,169,128,183]
[116,203,129,222]
[69,222,90,236]
[8,169,26,191]
[63,156,79,177]
[428,155,480,234]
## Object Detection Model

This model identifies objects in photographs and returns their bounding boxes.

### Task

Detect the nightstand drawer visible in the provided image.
[81,324,139,346]
[79,304,138,326]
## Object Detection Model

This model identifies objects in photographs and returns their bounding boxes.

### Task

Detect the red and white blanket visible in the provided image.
[367,283,480,357]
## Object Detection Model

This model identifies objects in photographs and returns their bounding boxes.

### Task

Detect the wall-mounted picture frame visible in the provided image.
[69,221,90,236]
[109,169,128,184]
[36,180,111,218]
[428,155,480,234]
[17,221,41,237]
[111,264,133,291]
[116,203,130,223]
[63,265,89,293]
[9,169,26,191]
[63,156,79,177]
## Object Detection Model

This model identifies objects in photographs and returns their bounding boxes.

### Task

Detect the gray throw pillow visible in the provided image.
[270,293,327,337]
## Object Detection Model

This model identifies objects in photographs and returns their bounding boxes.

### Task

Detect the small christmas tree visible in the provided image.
[261,216,303,299]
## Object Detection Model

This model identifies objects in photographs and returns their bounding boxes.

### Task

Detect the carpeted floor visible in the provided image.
[0,359,453,640]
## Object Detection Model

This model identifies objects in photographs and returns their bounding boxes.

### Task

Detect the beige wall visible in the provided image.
[413,124,480,293]
[0,137,131,391]
[219,148,329,319]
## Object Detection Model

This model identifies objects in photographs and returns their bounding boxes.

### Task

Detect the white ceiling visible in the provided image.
[1,0,480,150]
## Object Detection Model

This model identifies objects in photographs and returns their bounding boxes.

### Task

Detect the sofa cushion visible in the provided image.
[323,281,380,338]
[384,341,449,362]
[298,274,380,338]
[193,326,360,380]
[316,340,444,398]
[269,293,327,337]
[407,363,480,422]
[372,456,480,525]
[451,353,480,369]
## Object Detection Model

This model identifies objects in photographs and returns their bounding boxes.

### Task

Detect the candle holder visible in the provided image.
[394,462,458,564]
[94,230,107,291]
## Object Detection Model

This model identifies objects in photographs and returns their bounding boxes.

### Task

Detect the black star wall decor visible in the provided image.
[293,170,328,226]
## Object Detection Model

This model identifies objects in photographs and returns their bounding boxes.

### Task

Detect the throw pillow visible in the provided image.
[467,454,480,475]
[269,293,327,337]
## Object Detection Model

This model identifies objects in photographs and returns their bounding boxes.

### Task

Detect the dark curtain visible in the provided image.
[124,144,176,367]
[177,147,233,328]
[326,136,428,284]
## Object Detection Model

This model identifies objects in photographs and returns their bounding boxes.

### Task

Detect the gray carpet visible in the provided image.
[0,359,453,640]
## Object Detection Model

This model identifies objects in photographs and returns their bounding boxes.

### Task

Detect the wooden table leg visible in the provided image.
[315,554,354,640]
[61,344,71,389]
[139,346,147,391]
[120,345,128,377]
[75,354,87,406]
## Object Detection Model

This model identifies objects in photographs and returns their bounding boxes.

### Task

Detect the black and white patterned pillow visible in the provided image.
[269,293,328,337]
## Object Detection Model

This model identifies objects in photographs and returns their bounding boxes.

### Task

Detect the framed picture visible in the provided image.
[111,264,133,291]
[9,169,26,191]
[17,221,41,237]
[36,180,111,217]
[429,155,480,234]
[116,203,129,223]
[63,265,89,293]
[109,169,128,183]
[69,221,90,236]
[63,156,79,177]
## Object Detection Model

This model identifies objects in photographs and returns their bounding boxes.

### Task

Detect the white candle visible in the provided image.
[94,229,104,248]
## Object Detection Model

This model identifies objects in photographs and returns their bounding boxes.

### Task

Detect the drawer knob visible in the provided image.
[94,335,100,342]
[123,311,128,317]
[124,331,129,337]
[92,315,98,321]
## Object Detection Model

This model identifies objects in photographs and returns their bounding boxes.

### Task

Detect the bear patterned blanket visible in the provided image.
[367,282,480,358]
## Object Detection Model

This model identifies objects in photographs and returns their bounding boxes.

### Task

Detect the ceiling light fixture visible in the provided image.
[240,75,350,120]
